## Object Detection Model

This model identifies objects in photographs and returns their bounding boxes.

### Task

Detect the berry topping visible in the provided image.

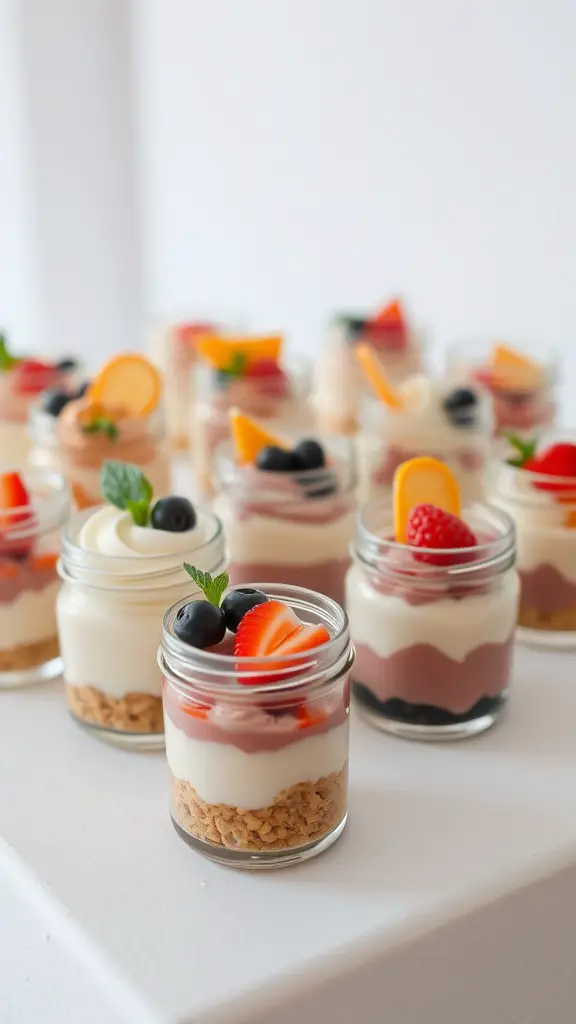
[88,354,161,418]
[234,599,329,668]
[443,387,478,427]
[42,389,72,417]
[365,299,408,351]
[12,358,57,396]
[489,343,542,391]
[255,445,298,472]
[197,333,283,372]
[406,503,478,566]
[393,457,461,544]
[151,496,196,533]
[292,438,325,471]
[508,437,576,493]
[355,344,404,409]
[229,409,287,465]
[221,587,269,632]
[55,357,79,373]
[245,357,283,379]
[0,472,34,559]
[174,601,226,649]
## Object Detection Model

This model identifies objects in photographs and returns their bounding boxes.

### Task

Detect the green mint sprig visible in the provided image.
[101,460,154,526]
[82,416,119,442]
[0,334,18,373]
[505,434,538,468]
[183,564,229,607]
[217,351,248,383]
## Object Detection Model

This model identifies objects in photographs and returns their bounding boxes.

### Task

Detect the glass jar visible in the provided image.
[214,436,357,606]
[159,583,353,868]
[193,356,313,500]
[27,404,66,474]
[347,500,518,740]
[494,441,576,648]
[0,359,82,471]
[57,507,225,749]
[447,339,558,440]
[0,469,69,688]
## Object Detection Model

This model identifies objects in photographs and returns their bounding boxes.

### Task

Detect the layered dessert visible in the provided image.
[150,320,216,453]
[495,436,576,637]
[356,343,492,504]
[56,353,170,509]
[28,378,91,474]
[313,299,424,436]
[0,332,81,468]
[0,468,69,685]
[449,341,556,439]
[213,411,356,606]
[57,459,225,745]
[348,456,518,738]
[193,332,312,499]
[160,574,351,865]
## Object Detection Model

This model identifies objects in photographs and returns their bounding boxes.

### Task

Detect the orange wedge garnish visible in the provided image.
[393,457,461,544]
[196,334,283,371]
[71,481,97,511]
[30,552,59,573]
[88,354,161,417]
[229,409,287,465]
[371,299,404,327]
[355,343,403,409]
[490,343,542,391]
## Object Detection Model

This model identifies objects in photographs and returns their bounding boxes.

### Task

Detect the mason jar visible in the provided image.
[214,436,357,606]
[0,358,81,471]
[0,469,69,688]
[347,499,518,740]
[57,507,225,749]
[159,583,353,868]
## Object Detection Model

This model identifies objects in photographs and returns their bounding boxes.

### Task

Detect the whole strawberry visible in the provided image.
[507,436,576,494]
[406,503,478,566]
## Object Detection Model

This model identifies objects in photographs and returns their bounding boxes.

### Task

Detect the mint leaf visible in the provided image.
[183,564,230,606]
[0,334,18,373]
[82,416,119,441]
[219,351,248,381]
[505,434,538,468]
[101,460,154,525]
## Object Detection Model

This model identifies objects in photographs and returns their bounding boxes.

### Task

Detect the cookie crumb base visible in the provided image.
[519,605,576,631]
[66,683,164,734]
[0,635,59,672]
[171,765,348,853]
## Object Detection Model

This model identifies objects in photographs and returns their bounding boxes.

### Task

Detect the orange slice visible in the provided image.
[229,409,286,465]
[371,299,404,327]
[88,355,161,417]
[30,552,59,573]
[490,343,542,390]
[393,457,461,543]
[196,334,283,371]
[355,343,403,409]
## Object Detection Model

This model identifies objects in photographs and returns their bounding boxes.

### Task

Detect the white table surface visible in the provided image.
[2,639,576,1023]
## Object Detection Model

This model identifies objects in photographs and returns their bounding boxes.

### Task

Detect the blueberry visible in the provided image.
[292,438,326,471]
[256,445,299,472]
[221,588,268,633]
[56,357,79,373]
[76,381,90,398]
[41,389,72,417]
[174,601,226,648]
[338,314,367,338]
[443,387,478,427]
[151,496,196,532]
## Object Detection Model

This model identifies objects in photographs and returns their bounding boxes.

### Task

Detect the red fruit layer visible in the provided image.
[0,473,34,559]
[523,443,576,494]
[0,552,59,604]
[519,564,576,617]
[10,359,59,396]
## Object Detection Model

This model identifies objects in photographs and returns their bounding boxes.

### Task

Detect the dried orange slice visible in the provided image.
[393,457,461,543]
[229,409,286,465]
[196,334,283,371]
[371,299,404,326]
[88,354,161,417]
[355,343,403,409]
[490,343,542,390]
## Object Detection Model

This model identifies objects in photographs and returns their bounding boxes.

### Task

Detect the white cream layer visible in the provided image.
[0,581,60,649]
[214,498,355,566]
[0,421,31,470]
[345,564,519,661]
[165,715,349,809]
[496,497,576,584]
[364,375,491,451]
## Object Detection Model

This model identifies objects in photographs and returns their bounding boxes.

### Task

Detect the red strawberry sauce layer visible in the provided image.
[518,565,576,617]
[0,558,58,604]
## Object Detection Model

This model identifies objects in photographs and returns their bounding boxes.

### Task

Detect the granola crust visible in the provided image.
[66,683,164,734]
[0,635,59,672]
[519,605,576,631]
[171,765,348,852]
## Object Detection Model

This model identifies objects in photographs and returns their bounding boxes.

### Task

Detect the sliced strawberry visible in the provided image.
[407,503,478,566]
[0,472,34,559]
[234,600,301,658]
[11,358,57,396]
[524,442,576,495]
[29,552,59,573]
[273,623,330,655]
[245,358,282,378]
[295,704,328,729]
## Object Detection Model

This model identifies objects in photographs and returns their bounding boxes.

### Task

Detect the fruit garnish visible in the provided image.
[508,439,576,495]
[406,504,478,566]
[393,457,461,544]
[88,354,161,418]
[490,343,542,391]
[182,564,230,608]
[42,389,73,417]
[81,409,119,441]
[151,496,196,532]
[505,434,538,468]
[292,438,325,471]
[355,343,404,409]
[234,600,330,664]
[101,460,154,526]
[0,472,34,559]
[221,588,269,633]
[196,334,283,372]
[29,552,59,572]
[442,387,479,428]
[371,299,404,328]
[176,565,231,648]
[256,446,298,472]
[0,334,19,373]
[11,358,57,396]
[229,409,287,465]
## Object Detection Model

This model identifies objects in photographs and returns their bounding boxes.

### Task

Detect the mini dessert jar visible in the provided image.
[57,507,225,749]
[214,437,357,607]
[0,469,69,687]
[0,355,80,470]
[494,446,576,648]
[347,500,519,740]
[159,583,353,868]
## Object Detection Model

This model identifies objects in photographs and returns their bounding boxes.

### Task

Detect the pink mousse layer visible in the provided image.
[228,558,350,607]
[353,639,514,715]
[519,564,576,616]
[0,560,58,604]
[162,679,349,754]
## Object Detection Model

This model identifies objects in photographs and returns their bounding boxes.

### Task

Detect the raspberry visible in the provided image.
[406,503,478,566]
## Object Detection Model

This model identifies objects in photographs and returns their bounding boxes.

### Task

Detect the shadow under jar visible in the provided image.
[0,469,69,688]
[347,500,519,740]
[57,507,225,749]
[214,436,357,607]
[159,583,353,868]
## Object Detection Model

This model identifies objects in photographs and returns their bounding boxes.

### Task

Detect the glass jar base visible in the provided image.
[516,625,576,651]
[0,654,63,690]
[69,712,165,751]
[356,702,502,741]
[170,813,347,869]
